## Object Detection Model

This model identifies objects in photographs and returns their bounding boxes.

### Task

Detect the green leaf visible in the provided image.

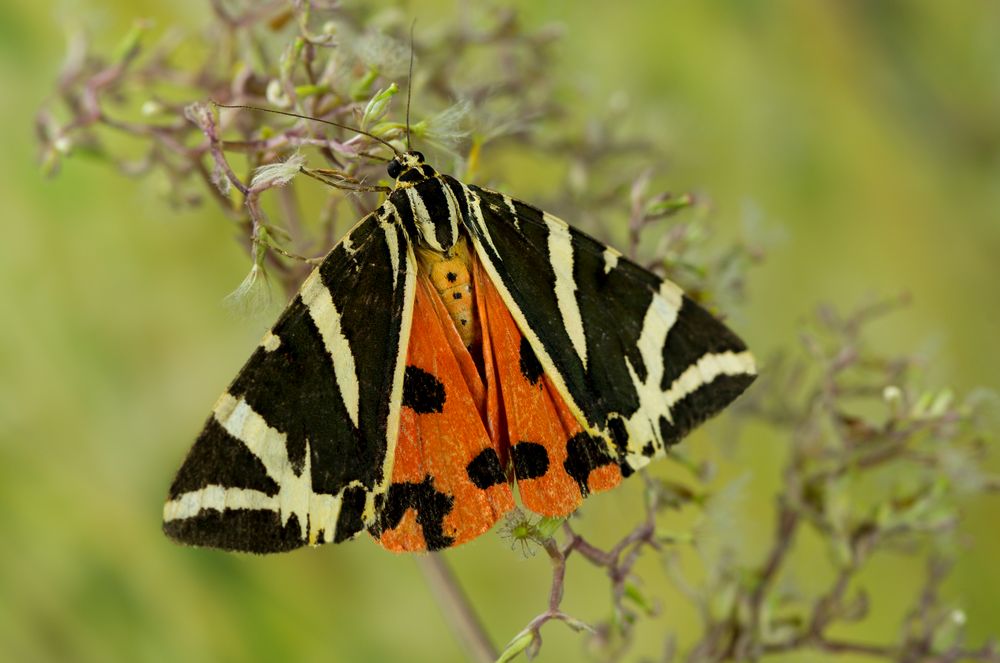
[495,630,535,663]
[113,20,150,64]
[623,582,656,616]
[349,69,379,100]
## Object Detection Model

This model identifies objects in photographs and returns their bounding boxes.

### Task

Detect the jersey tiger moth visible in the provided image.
[163,149,757,553]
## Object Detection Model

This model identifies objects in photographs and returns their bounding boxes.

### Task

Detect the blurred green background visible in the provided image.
[2,1,999,662]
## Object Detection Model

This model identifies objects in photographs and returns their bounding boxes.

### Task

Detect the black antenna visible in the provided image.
[213,101,402,157]
[405,20,416,152]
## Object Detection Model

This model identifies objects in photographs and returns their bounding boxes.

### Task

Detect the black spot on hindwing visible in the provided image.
[371,477,455,550]
[563,432,617,497]
[518,337,544,386]
[466,448,507,489]
[402,366,446,414]
[511,442,549,480]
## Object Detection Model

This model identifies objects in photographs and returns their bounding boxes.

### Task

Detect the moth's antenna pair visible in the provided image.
[215,21,418,158]
[213,102,401,158]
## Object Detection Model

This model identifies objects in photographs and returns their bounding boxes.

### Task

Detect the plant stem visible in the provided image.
[417,553,497,663]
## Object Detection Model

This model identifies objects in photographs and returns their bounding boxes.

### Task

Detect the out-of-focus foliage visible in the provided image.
[4,1,1000,662]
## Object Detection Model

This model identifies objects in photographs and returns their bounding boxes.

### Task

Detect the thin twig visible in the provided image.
[416,554,497,663]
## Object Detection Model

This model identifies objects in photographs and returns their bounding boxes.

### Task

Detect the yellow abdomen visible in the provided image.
[415,237,480,347]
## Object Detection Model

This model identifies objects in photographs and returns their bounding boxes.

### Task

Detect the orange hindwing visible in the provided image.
[373,276,514,552]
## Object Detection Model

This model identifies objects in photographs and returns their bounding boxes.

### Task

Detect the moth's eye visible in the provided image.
[387,159,403,179]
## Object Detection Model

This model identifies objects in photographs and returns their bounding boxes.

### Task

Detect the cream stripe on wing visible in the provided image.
[163,486,276,521]
[373,242,417,504]
[299,269,360,428]
[214,392,289,481]
[663,350,757,408]
[439,178,461,246]
[501,194,521,231]
[543,212,588,369]
[383,220,401,289]
[208,393,344,541]
[405,186,443,252]
[214,393,317,531]
[464,186,501,257]
[624,280,684,446]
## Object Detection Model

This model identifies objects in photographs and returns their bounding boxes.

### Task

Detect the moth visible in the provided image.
[163,149,757,553]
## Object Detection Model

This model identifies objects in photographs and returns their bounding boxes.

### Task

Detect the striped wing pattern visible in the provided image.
[163,213,416,552]
[460,180,756,477]
[163,153,755,553]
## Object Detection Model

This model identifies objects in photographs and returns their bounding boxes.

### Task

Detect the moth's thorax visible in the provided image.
[386,150,478,344]
[414,236,480,348]
[387,158,464,253]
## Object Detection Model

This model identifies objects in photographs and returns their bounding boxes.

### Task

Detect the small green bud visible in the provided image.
[361,83,398,130]
[279,37,306,80]
[534,516,563,540]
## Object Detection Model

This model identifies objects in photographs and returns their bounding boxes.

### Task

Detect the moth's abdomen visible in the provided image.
[415,237,480,347]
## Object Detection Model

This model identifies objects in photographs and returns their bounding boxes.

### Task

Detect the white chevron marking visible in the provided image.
[625,280,684,446]
[662,350,757,408]
[163,394,345,543]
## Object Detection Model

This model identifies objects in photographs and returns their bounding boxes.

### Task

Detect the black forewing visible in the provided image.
[463,185,650,426]
[461,182,754,462]
[164,213,413,552]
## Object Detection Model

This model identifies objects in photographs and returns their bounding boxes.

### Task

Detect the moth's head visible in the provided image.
[387,151,436,184]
